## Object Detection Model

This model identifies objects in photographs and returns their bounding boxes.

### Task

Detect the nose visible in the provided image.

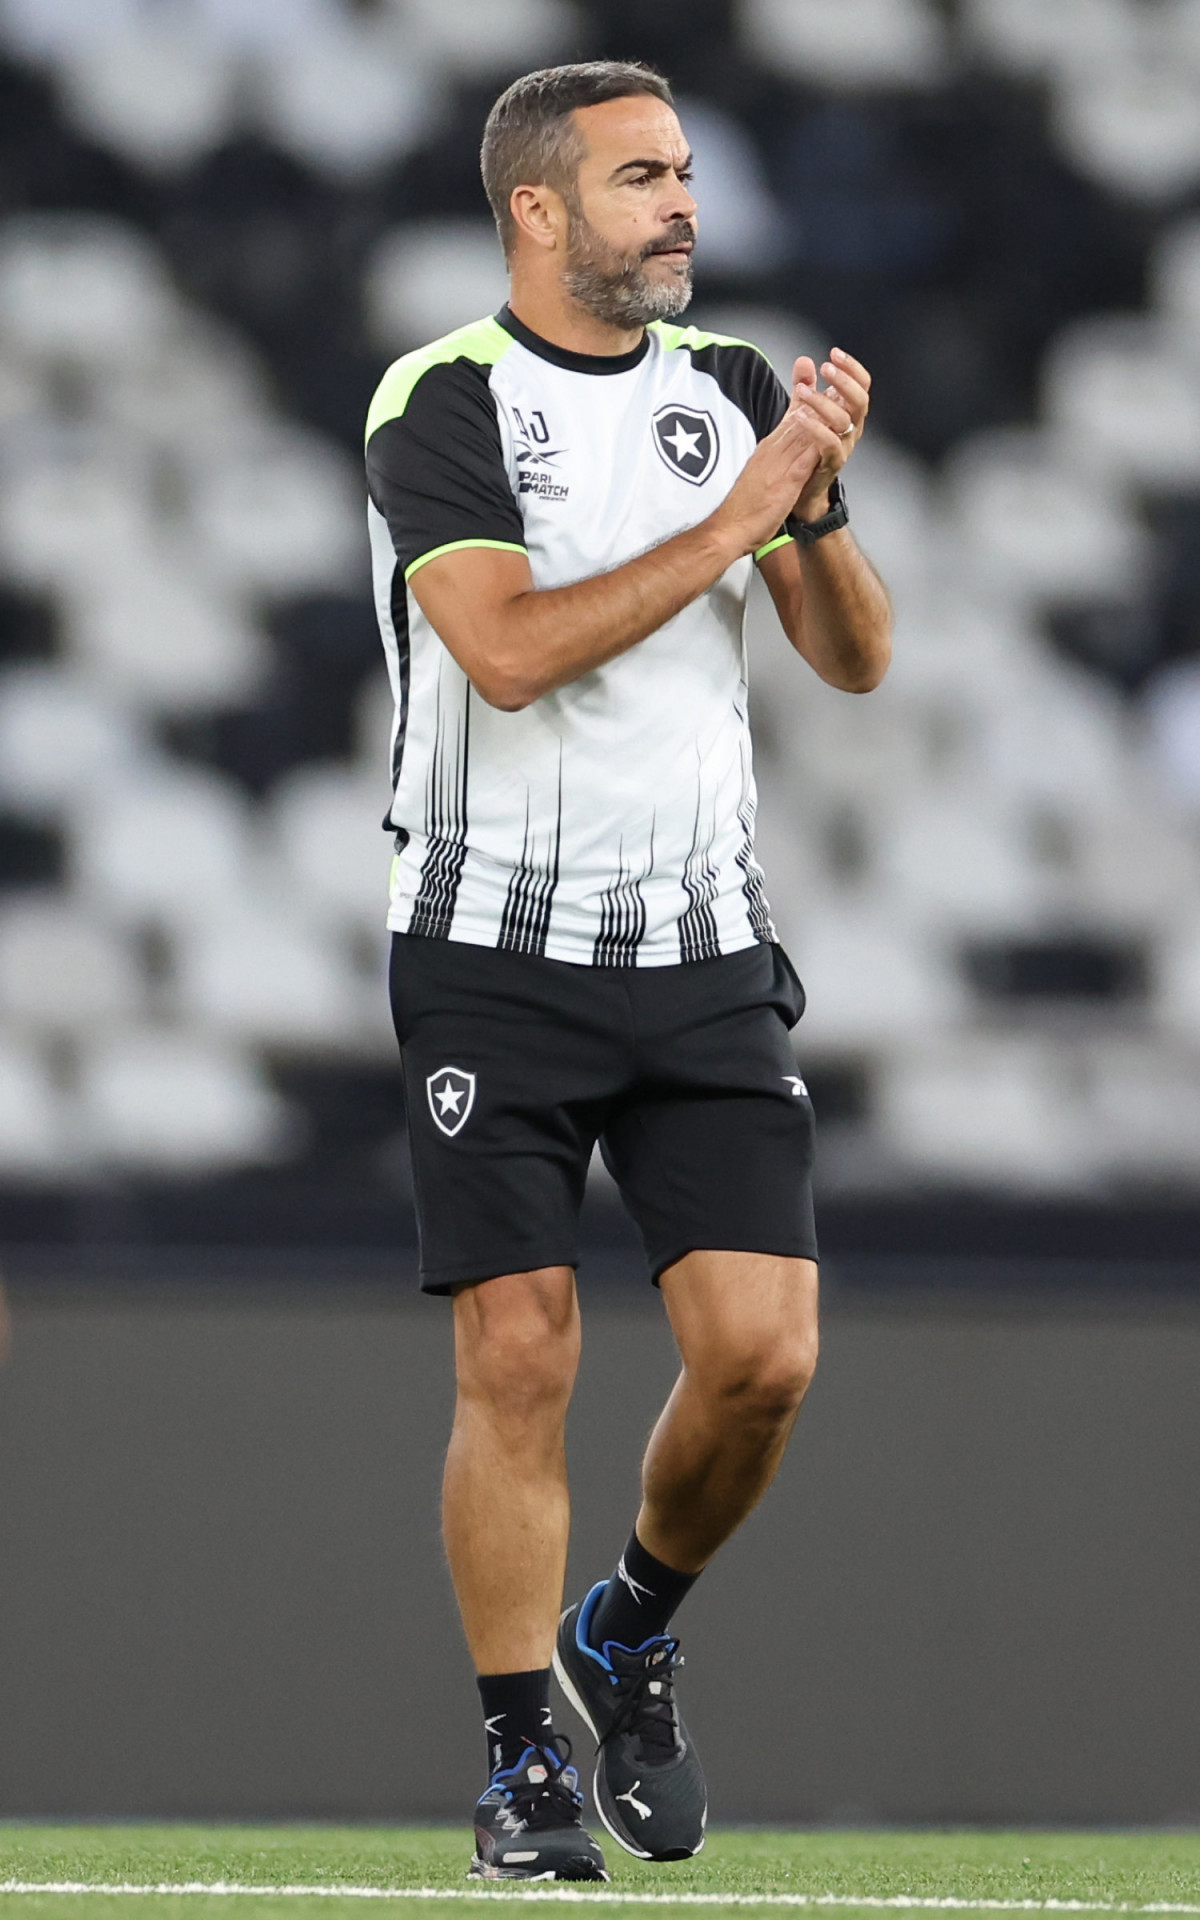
[671,174,698,224]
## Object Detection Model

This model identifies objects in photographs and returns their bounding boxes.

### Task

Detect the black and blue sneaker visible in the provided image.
[553,1582,707,1862]
[469,1738,609,1881]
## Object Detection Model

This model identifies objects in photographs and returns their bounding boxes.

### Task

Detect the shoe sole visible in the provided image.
[469,1860,608,1882]
[553,1607,704,1865]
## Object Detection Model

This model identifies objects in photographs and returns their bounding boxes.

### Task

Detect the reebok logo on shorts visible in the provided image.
[427,1066,476,1137]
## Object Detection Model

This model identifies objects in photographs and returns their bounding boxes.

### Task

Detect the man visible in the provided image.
[365,60,891,1882]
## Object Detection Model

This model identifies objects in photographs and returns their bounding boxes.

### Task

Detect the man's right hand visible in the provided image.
[710,374,856,558]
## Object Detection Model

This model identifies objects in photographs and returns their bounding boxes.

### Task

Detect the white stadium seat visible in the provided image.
[56,18,238,173]
[1154,913,1200,1044]
[364,221,510,355]
[0,1032,72,1174]
[387,0,580,79]
[961,0,1139,78]
[942,428,1150,605]
[0,215,176,366]
[871,794,1043,933]
[1065,794,1200,929]
[254,15,440,183]
[1042,314,1200,489]
[0,896,143,1034]
[1085,1038,1200,1178]
[1051,48,1200,203]
[875,1038,1092,1186]
[1142,658,1200,813]
[77,1029,293,1171]
[740,0,949,88]
[0,0,136,61]
[65,558,268,712]
[70,763,259,927]
[269,764,393,930]
[0,665,143,815]
[193,0,339,53]
[95,322,270,453]
[1150,214,1200,341]
[173,909,365,1049]
[0,427,156,592]
[785,902,965,1048]
[183,426,364,593]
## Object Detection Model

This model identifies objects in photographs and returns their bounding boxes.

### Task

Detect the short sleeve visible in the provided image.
[677,336,800,564]
[366,357,527,581]
[734,349,804,563]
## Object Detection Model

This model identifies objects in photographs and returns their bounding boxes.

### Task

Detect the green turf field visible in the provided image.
[2,1827,1200,1920]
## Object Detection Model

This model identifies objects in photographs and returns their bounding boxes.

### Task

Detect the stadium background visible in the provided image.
[0,0,1198,1829]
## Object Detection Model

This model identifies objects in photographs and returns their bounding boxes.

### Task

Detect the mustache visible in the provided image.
[643,222,696,259]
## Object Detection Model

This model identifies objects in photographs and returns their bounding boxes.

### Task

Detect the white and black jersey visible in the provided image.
[365,304,799,968]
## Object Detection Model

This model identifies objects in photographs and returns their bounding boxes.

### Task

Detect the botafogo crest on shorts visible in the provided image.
[365,306,804,968]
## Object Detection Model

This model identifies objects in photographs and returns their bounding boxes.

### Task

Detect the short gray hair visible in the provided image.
[481,61,674,258]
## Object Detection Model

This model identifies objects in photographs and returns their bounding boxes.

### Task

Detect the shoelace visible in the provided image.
[603,1640,681,1763]
[502,1741,584,1831]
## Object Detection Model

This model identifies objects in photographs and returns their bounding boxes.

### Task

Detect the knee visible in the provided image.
[701,1325,818,1424]
[454,1272,579,1424]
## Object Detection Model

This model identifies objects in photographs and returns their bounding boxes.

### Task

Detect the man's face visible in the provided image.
[561,95,698,330]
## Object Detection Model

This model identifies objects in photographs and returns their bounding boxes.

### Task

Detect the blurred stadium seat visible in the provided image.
[76,1028,294,1170]
[740,0,950,90]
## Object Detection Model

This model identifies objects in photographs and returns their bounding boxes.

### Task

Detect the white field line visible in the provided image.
[1,1888,1200,1912]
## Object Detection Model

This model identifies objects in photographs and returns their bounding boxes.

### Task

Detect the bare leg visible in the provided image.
[636,1251,819,1573]
[443,1265,580,1672]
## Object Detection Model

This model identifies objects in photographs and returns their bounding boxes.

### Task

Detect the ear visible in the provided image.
[509,182,568,254]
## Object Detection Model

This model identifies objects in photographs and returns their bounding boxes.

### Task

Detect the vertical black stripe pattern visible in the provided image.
[734,736,774,943]
[593,823,654,967]
[678,784,721,964]
[496,755,562,957]
[389,562,411,794]
[407,682,469,940]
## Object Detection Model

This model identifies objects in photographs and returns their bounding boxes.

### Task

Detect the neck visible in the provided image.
[506,270,645,358]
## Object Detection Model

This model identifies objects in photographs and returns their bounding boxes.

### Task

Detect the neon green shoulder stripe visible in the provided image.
[365,315,514,443]
[650,320,767,358]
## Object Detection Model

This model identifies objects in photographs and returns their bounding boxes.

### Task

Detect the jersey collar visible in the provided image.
[495,304,651,375]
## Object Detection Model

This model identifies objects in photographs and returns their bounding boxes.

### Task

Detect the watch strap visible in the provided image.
[793,476,849,547]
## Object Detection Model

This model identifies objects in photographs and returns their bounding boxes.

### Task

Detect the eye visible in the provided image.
[678,169,695,186]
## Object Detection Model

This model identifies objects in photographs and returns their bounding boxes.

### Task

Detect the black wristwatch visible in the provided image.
[793,476,849,546]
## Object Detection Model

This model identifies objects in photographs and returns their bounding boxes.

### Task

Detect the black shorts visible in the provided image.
[389,933,818,1295]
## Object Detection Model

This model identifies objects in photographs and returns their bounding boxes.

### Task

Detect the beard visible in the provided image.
[563,212,695,330]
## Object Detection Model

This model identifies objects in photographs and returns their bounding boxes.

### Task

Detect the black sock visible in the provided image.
[477,1668,553,1778]
[586,1529,698,1654]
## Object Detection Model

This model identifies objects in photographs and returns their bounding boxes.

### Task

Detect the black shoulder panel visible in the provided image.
[682,339,790,442]
[366,358,525,578]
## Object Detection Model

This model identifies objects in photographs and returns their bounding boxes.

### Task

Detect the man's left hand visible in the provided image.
[788,347,871,522]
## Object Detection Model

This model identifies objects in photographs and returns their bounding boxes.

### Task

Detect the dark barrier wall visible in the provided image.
[0,1271,1198,1825]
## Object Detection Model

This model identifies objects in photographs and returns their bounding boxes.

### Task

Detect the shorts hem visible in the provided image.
[420,1251,580,1297]
[649,1237,820,1287]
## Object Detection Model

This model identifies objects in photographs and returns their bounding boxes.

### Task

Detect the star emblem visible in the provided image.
[426,1066,476,1137]
[663,419,703,463]
[652,404,718,485]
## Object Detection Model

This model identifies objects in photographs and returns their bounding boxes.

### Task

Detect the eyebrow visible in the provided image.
[610,152,695,181]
